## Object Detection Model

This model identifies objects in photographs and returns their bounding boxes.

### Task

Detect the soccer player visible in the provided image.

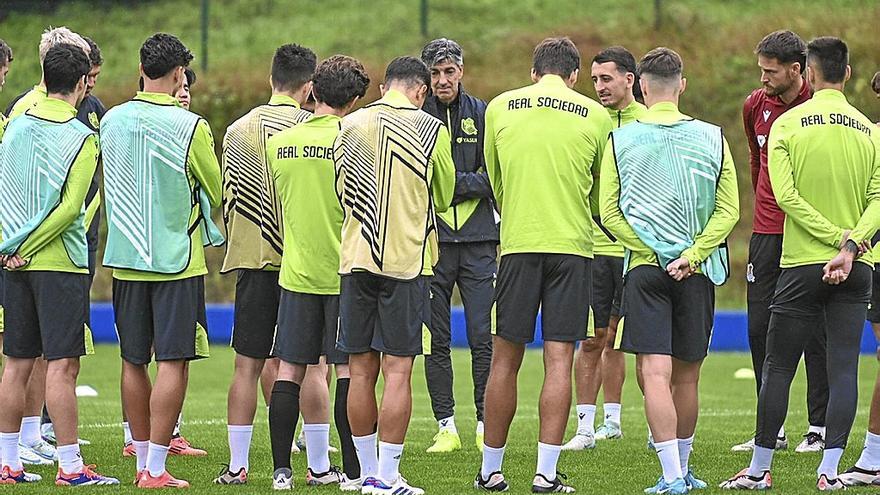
[101,33,223,488]
[563,45,646,452]
[419,37,495,454]
[335,56,455,495]
[214,43,316,485]
[264,54,370,491]
[0,37,12,367]
[0,42,118,486]
[721,36,880,492]
[602,47,739,494]
[176,67,195,109]
[476,37,612,493]
[733,30,828,454]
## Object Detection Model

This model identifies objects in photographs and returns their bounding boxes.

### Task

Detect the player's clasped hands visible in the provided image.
[666,256,693,281]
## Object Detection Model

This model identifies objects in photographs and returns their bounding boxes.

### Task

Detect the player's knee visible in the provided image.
[47,357,80,381]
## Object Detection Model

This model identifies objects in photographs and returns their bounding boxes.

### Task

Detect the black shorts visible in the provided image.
[494,253,592,344]
[338,273,429,357]
[3,271,91,360]
[232,270,281,359]
[771,263,872,318]
[592,255,624,329]
[618,265,715,362]
[868,267,880,323]
[113,276,209,365]
[273,289,347,365]
[747,233,783,303]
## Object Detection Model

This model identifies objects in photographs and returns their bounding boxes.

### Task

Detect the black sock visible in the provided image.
[269,380,300,471]
[41,404,52,425]
[334,378,360,479]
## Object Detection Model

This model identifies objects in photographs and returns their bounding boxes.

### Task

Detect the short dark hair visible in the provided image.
[533,37,580,77]
[638,47,683,83]
[755,30,806,71]
[312,55,370,109]
[593,46,637,76]
[140,33,193,80]
[84,36,102,67]
[421,38,463,67]
[384,56,430,89]
[0,38,12,66]
[43,43,90,95]
[806,37,849,84]
[872,71,880,95]
[184,67,196,87]
[271,44,316,92]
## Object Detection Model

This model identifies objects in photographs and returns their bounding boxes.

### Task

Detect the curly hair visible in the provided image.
[140,33,193,80]
[313,55,370,109]
[271,44,316,92]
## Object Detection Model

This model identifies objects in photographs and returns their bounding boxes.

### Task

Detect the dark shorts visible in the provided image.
[747,233,783,303]
[771,263,872,318]
[113,276,209,365]
[868,267,880,323]
[3,271,91,360]
[494,253,592,344]
[338,273,429,357]
[274,289,347,365]
[232,270,281,359]
[592,255,624,329]
[618,265,715,362]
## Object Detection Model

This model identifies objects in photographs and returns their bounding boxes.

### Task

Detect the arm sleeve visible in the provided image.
[850,139,880,243]
[188,119,222,208]
[743,95,761,191]
[430,126,455,213]
[452,171,493,204]
[598,136,652,254]
[768,119,845,248]
[590,113,613,218]
[17,135,99,258]
[484,104,503,212]
[681,137,741,264]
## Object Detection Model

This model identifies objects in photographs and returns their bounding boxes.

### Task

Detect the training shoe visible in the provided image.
[426,429,462,453]
[719,469,772,490]
[532,473,575,493]
[40,423,89,446]
[362,476,425,495]
[22,439,56,463]
[56,465,120,486]
[273,468,293,490]
[840,465,880,486]
[19,442,54,465]
[684,470,708,490]
[339,474,363,491]
[122,441,135,457]
[133,470,145,486]
[817,474,846,491]
[169,435,207,456]
[561,432,596,451]
[295,431,306,451]
[795,432,825,453]
[644,476,688,494]
[594,421,622,440]
[306,466,342,485]
[731,436,787,452]
[213,465,247,484]
[137,470,190,488]
[0,466,42,484]
[474,471,509,491]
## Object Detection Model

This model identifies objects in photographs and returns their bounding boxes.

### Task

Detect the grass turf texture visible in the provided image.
[7,344,879,493]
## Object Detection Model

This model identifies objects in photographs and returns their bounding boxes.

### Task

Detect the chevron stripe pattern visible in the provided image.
[222,105,310,259]
[335,103,441,273]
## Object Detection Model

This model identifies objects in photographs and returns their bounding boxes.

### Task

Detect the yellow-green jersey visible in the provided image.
[8,85,47,120]
[593,100,647,257]
[768,88,880,268]
[484,74,613,258]
[268,114,343,295]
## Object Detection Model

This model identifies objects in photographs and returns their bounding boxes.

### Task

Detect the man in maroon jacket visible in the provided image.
[733,30,829,454]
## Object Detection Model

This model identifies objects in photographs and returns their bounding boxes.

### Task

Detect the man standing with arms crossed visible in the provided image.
[335,56,455,495]
[734,30,829,454]
[602,47,739,494]
[475,37,611,493]
[101,33,223,488]
[563,45,646,451]
[420,37,496,454]
[214,43,315,485]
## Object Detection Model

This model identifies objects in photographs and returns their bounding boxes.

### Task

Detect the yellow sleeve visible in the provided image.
[850,135,880,243]
[483,102,503,212]
[430,125,455,213]
[590,112,613,217]
[189,119,222,207]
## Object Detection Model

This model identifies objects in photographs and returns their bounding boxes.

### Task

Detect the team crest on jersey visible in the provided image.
[757,134,766,148]
[763,109,771,122]
[746,263,755,283]
[461,117,478,136]
[88,112,100,129]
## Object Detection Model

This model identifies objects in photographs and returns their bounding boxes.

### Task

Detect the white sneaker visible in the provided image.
[719,468,772,490]
[817,474,846,491]
[839,465,880,486]
[594,421,622,440]
[361,476,424,495]
[22,439,56,463]
[306,466,342,486]
[795,432,824,453]
[730,436,788,452]
[19,443,53,466]
[273,468,293,490]
[561,432,595,451]
[339,474,364,491]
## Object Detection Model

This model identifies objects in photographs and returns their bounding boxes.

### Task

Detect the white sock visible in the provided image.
[809,425,826,437]
[146,442,170,477]
[304,423,331,473]
[536,442,561,479]
[603,403,622,425]
[476,421,485,435]
[438,416,457,433]
[575,404,596,435]
[19,417,41,447]
[57,443,84,474]
[481,444,505,479]
[777,425,785,438]
[857,431,880,470]
[173,413,182,437]
[748,445,774,477]
[0,432,22,471]
[353,433,378,478]
[678,435,694,474]
[377,441,403,484]
[654,439,683,483]
[122,422,133,445]
[818,447,844,479]
[133,440,149,472]
[227,424,253,473]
